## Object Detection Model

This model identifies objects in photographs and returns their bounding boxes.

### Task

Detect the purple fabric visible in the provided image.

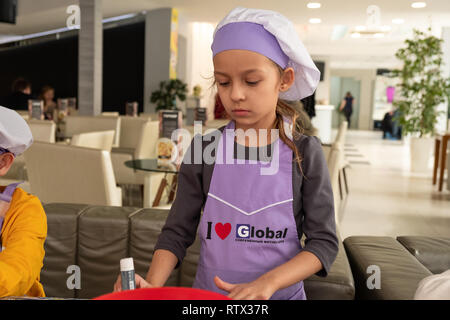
[0,181,22,203]
[0,147,10,154]
[193,121,306,300]
[386,86,395,103]
[211,22,289,69]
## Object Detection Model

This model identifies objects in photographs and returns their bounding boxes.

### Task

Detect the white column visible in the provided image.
[78,0,103,116]
[144,8,172,114]
[187,22,215,119]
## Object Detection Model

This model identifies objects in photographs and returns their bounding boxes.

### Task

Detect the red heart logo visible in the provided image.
[215,223,231,240]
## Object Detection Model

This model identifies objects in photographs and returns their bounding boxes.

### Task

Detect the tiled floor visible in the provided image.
[338,130,450,239]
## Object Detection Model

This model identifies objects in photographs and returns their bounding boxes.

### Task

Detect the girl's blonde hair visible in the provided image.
[273,61,306,174]
[274,98,304,174]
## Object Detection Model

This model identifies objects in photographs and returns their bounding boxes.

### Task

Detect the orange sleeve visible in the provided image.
[0,193,47,297]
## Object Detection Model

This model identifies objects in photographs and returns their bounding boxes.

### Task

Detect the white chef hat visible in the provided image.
[211,6,320,101]
[0,106,33,156]
[414,270,450,300]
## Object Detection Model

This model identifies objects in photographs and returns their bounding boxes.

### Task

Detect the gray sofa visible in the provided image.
[40,203,449,300]
[344,236,450,299]
[40,203,355,299]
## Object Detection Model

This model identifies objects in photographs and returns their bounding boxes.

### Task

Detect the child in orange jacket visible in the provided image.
[0,106,47,297]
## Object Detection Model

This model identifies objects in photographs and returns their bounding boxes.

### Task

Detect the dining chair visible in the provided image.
[139,113,158,121]
[28,119,56,143]
[322,121,349,200]
[24,142,122,206]
[3,119,56,181]
[70,130,115,152]
[111,117,166,207]
[101,112,120,117]
[64,115,121,147]
[327,143,344,229]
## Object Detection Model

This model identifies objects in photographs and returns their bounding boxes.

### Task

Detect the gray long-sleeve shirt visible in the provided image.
[154,126,338,277]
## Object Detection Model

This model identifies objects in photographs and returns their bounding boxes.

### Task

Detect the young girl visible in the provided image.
[114,7,338,300]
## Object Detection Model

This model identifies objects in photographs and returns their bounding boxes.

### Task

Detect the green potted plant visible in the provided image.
[150,79,188,111]
[392,29,450,172]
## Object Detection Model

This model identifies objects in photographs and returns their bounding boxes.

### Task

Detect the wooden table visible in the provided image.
[432,133,450,191]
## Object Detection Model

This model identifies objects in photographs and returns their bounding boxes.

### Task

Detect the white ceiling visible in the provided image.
[1,0,450,69]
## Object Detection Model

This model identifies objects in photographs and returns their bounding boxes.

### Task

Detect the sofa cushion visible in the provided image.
[396,236,450,275]
[304,240,355,300]
[41,203,89,298]
[129,209,179,286]
[344,236,432,300]
[76,205,138,299]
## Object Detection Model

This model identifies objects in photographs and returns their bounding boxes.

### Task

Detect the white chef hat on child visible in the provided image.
[414,270,450,300]
[211,6,320,101]
[0,106,33,156]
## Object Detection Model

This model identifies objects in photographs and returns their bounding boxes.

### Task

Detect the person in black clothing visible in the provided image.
[300,90,316,119]
[381,110,394,139]
[339,92,354,128]
[381,109,401,140]
[1,78,33,111]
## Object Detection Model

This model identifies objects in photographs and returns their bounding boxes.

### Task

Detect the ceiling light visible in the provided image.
[351,32,361,38]
[307,2,321,9]
[355,25,367,32]
[379,25,392,32]
[392,18,405,24]
[373,33,385,38]
[411,2,426,9]
[309,18,321,24]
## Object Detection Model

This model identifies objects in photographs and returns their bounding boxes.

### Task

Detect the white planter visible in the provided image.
[410,137,434,173]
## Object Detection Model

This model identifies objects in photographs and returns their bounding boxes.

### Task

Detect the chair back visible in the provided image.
[64,115,121,147]
[24,142,121,206]
[327,144,344,227]
[28,119,56,143]
[118,117,159,158]
[139,113,158,121]
[335,121,348,147]
[101,112,120,117]
[71,130,115,152]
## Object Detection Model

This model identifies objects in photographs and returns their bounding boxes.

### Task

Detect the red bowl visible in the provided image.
[93,287,231,300]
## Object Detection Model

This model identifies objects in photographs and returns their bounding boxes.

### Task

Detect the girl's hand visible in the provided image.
[113,273,155,292]
[214,275,277,300]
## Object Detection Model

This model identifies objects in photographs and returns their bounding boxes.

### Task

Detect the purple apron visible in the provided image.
[193,121,306,300]
[0,182,22,252]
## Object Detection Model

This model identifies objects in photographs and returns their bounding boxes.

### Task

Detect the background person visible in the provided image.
[39,85,57,120]
[339,91,354,128]
[0,78,33,111]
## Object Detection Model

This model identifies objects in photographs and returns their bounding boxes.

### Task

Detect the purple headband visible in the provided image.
[0,147,10,155]
[211,21,289,69]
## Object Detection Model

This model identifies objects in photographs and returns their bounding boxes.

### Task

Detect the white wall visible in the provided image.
[186,22,216,120]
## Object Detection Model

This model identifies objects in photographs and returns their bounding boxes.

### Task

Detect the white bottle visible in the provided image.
[120,257,136,291]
